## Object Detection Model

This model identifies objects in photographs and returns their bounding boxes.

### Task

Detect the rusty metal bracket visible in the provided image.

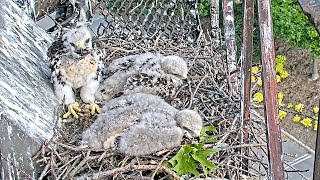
[257,0,284,179]
[240,0,254,172]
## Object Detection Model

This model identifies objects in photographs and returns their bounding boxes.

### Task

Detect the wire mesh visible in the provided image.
[93,0,207,49]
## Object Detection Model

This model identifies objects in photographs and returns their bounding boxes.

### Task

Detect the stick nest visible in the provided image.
[34,2,268,178]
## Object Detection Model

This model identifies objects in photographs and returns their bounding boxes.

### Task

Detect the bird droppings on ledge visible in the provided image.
[0,0,56,143]
[0,0,59,179]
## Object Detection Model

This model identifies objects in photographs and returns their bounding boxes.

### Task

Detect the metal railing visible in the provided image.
[236,0,285,179]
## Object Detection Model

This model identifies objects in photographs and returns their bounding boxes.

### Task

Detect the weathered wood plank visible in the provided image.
[0,0,58,179]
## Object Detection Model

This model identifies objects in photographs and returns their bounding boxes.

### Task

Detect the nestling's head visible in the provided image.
[160,55,188,79]
[175,109,203,137]
[62,26,93,54]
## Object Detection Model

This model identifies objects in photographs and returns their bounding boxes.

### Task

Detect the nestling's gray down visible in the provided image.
[82,93,203,156]
[95,53,188,101]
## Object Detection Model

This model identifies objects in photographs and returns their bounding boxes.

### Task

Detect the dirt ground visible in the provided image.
[275,39,320,149]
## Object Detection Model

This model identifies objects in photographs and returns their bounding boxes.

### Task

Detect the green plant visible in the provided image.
[197,0,210,17]
[165,126,220,176]
[272,0,320,59]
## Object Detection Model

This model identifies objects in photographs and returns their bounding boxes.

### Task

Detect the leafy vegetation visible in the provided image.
[272,0,320,59]
[197,0,211,17]
[165,126,220,177]
[197,0,320,60]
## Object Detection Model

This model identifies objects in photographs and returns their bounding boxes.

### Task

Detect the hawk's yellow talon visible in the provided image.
[85,102,101,115]
[73,104,81,112]
[63,112,72,119]
[63,102,81,119]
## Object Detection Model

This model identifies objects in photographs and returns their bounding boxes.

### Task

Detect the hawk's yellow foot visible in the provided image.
[63,102,81,119]
[85,102,101,115]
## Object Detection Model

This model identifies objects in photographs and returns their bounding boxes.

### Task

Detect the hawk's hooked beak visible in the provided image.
[184,128,201,138]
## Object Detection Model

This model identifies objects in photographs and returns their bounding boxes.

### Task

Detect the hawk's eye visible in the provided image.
[85,38,90,44]
[70,42,76,47]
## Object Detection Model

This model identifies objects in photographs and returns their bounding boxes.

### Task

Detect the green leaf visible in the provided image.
[200,126,217,143]
[270,0,320,58]
[197,0,210,17]
[166,144,220,176]
[165,125,220,177]
[191,148,219,176]
[166,145,200,176]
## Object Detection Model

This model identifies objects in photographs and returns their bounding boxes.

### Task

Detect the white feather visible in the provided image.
[80,73,100,103]
[53,81,75,104]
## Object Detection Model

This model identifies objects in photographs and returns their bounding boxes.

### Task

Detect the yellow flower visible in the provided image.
[276,65,284,74]
[276,75,282,83]
[292,115,301,122]
[314,121,318,131]
[257,77,262,87]
[251,75,256,83]
[279,110,287,120]
[275,55,287,65]
[287,103,293,109]
[313,106,319,114]
[295,103,304,113]
[252,66,260,75]
[279,70,289,79]
[301,118,312,128]
[277,92,284,105]
[253,92,264,103]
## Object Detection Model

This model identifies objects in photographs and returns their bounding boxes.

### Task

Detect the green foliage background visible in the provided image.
[197,0,320,60]
[272,0,320,59]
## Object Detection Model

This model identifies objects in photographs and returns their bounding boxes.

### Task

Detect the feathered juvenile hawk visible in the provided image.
[48,25,105,118]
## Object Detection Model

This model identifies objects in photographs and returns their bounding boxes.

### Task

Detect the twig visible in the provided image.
[219,143,266,150]
[38,163,50,180]
[69,151,101,177]
[62,157,81,179]
[75,165,180,180]
[50,153,58,179]
[188,75,207,109]
[57,154,82,173]
[150,150,173,179]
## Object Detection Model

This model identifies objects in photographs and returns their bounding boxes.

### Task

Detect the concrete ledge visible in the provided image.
[0,0,59,179]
